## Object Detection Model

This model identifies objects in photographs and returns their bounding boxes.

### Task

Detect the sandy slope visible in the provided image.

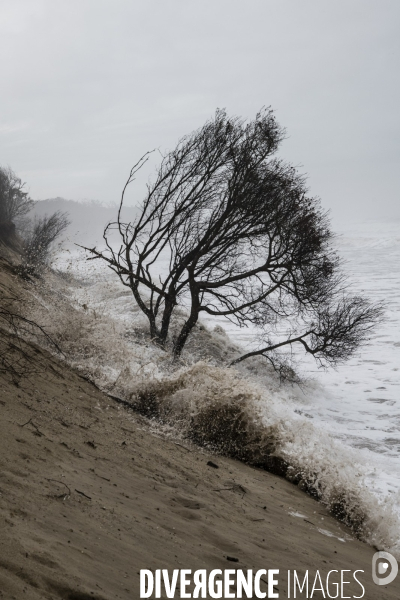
[0,262,399,599]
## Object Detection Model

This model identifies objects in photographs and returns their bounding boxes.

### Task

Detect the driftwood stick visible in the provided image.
[46,478,71,499]
[174,442,191,452]
[75,489,92,500]
[20,418,44,436]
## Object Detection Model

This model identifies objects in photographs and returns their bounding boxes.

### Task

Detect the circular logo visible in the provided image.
[372,552,398,586]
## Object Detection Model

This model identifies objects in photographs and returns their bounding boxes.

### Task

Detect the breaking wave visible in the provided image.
[129,362,400,555]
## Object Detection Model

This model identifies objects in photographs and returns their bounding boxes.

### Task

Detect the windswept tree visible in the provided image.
[0,166,34,243]
[0,166,33,223]
[84,108,382,370]
[0,165,70,279]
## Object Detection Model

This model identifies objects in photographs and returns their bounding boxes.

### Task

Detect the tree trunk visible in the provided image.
[148,317,164,348]
[173,282,200,357]
[173,309,199,357]
[159,297,175,346]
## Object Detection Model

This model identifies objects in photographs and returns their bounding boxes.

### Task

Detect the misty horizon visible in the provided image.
[1,0,399,225]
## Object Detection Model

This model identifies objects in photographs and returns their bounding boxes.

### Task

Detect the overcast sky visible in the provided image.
[1,1,399,224]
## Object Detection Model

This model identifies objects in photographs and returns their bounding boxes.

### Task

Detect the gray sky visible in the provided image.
[1,0,399,223]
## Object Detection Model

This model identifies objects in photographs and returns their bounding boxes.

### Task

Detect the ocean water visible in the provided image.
[207,218,400,502]
[297,219,400,501]
[49,217,400,552]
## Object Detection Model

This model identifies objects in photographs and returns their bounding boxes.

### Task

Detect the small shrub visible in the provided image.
[21,211,70,277]
[0,306,61,382]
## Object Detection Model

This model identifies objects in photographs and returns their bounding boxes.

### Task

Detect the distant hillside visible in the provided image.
[29,198,139,248]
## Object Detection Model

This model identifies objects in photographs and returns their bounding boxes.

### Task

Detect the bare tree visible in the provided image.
[83,108,382,370]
